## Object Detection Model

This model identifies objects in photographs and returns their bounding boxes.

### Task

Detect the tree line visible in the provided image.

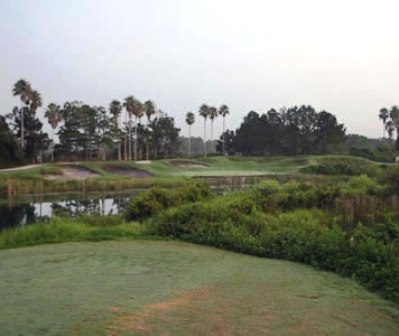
[6,79,183,163]
[1,78,396,167]
[185,104,230,158]
[2,79,234,164]
[217,106,346,156]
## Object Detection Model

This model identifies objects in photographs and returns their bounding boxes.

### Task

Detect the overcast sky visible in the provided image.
[1,0,398,139]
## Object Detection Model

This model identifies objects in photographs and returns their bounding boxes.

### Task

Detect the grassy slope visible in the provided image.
[1,155,384,179]
[0,240,398,336]
[0,155,387,197]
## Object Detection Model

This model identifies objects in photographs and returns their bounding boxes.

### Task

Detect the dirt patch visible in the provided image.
[170,159,208,168]
[45,165,99,180]
[108,288,211,335]
[102,165,152,178]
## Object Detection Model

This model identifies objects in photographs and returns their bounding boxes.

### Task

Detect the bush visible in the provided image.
[150,179,399,303]
[125,183,211,221]
[341,175,384,196]
[349,145,396,163]
[380,165,399,192]
[302,157,381,177]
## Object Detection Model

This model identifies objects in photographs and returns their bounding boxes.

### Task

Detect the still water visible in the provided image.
[0,193,133,230]
[0,186,232,230]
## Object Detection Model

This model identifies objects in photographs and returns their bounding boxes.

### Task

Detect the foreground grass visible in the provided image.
[1,240,398,336]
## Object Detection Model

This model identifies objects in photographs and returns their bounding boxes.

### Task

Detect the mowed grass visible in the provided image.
[0,155,387,180]
[1,241,398,336]
[163,156,314,177]
[0,155,388,197]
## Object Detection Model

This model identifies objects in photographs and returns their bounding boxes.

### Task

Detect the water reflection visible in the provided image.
[0,195,130,230]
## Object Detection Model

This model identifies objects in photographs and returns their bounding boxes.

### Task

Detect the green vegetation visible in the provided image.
[126,183,210,221]
[144,177,399,303]
[300,156,386,177]
[0,116,21,169]
[2,172,399,335]
[378,105,399,151]
[220,106,346,156]
[2,173,399,305]
[0,215,142,249]
[0,154,393,197]
[1,241,399,336]
[343,134,396,162]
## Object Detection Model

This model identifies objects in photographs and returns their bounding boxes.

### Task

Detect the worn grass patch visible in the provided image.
[0,241,398,336]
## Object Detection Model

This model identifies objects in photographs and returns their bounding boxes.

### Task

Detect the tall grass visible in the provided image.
[0,215,142,250]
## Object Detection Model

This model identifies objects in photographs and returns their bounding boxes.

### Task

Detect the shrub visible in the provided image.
[380,165,399,192]
[341,175,384,196]
[150,181,399,304]
[302,157,381,177]
[125,183,211,221]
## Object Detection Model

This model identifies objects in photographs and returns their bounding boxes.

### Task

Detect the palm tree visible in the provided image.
[390,106,399,151]
[12,79,32,150]
[218,104,230,155]
[110,100,123,161]
[386,120,394,139]
[122,106,128,161]
[143,100,156,160]
[379,108,389,138]
[199,104,209,158]
[123,96,135,161]
[143,100,156,122]
[45,103,61,161]
[390,106,399,128]
[30,90,42,111]
[208,106,218,153]
[132,99,143,161]
[185,112,195,158]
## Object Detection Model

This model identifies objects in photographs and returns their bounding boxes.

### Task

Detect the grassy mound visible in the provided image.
[301,156,385,176]
[1,241,398,335]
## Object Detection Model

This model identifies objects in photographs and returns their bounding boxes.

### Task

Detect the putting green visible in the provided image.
[0,241,398,335]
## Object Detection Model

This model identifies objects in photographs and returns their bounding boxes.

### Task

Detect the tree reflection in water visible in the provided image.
[0,195,130,230]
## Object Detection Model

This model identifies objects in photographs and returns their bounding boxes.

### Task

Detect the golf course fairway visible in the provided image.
[1,241,398,335]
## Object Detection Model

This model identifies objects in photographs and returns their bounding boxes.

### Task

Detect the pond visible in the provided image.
[0,185,236,230]
[0,191,135,230]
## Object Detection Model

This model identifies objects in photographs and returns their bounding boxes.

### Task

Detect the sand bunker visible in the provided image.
[102,165,152,178]
[45,165,99,180]
[170,160,208,168]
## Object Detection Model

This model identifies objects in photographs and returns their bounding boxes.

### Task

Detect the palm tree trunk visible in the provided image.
[117,115,121,161]
[52,127,55,161]
[204,118,207,158]
[146,136,149,161]
[129,120,132,161]
[124,134,127,160]
[188,125,191,158]
[134,119,138,161]
[383,122,386,139]
[222,116,226,155]
[20,106,24,151]
[396,128,399,151]
[211,119,214,153]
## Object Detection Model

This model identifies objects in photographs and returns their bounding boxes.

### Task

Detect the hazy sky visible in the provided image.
[1,0,398,139]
